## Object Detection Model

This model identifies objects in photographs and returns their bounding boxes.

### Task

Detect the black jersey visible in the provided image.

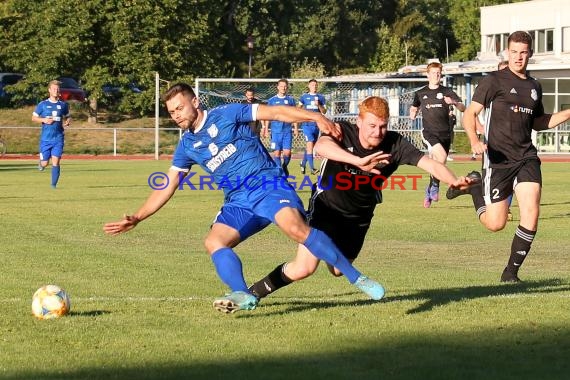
[313,121,424,220]
[473,69,551,168]
[412,85,462,137]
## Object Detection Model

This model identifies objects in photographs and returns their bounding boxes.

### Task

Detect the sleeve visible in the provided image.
[170,139,194,172]
[412,90,421,107]
[63,103,71,118]
[392,133,424,166]
[319,94,326,106]
[472,75,497,107]
[447,88,462,103]
[32,102,43,117]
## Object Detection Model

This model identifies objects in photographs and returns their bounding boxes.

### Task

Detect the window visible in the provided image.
[529,29,554,53]
[484,33,509,53]
[563,27,570,52]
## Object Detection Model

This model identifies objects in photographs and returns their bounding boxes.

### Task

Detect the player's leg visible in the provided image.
[307,126,320,174]
[50,141,64,188]
[500,162,541,282]
[300,129,309,174]
[38,141,50,172]
[271,133,283,168]
[427,142,449,202]
[282,131,293,177]
[273,206,384,300]
[207,205,270,313]
[421,132,436,207]
[249,244,319,299]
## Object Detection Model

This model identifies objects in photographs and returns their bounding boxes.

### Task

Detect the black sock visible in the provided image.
[469,183,486,219]
[431,176,440,188]
[505,225,536,274]
[249,263,292,299]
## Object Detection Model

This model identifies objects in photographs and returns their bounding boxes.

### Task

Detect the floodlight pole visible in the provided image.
[247,35,254,78]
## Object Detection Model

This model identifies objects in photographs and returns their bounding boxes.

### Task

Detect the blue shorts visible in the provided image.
[213,184,305,241]
[39,140,64,161]
[302,125,320,143]
[270,132,293,151]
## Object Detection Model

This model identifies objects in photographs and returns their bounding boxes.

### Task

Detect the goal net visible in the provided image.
[194,77,426,152]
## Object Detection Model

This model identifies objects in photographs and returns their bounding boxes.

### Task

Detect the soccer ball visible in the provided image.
[31,285,71,320]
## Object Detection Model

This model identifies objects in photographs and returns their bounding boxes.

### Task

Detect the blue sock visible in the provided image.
[274,156,282,167]
[307,154,315,170]
[211,248,249,292]
[301,152,307,167]
[303,228,361,283]
[51,165,60,187]
[283,155,291,167]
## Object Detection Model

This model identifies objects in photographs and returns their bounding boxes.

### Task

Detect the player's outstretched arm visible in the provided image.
[103,169,183,235]
[463,101,486,155]
[256,104,341,139]
[315,135,390,174]
[416,156,472,190]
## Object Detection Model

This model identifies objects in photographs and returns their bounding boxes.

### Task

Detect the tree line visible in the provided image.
[0,0,516,116]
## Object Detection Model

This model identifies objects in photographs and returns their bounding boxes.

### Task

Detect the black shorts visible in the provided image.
[482,158,542,204]
[422,130,451,154]
[307,198,371,261]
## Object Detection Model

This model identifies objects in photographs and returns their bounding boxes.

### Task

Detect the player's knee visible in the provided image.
[484,220,506,232]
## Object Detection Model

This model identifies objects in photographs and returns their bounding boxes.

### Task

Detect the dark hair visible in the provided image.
[163,83,196,102]
[508,31,533,49]
[308,79,317,84]
[245,88,255,93]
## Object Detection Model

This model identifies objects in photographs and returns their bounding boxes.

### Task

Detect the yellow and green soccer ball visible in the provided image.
[31,285,71,320]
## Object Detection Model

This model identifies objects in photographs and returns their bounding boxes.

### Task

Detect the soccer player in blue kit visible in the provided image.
[32,80,71,188]
[104,83,385,313]
[262,78,298,176]
[298,79,326,175]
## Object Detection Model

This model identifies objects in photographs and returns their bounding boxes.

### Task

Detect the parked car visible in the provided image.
[0,73,24,100]
[57,77,87,102]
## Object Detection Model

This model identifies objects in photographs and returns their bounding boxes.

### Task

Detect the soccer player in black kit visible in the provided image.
[448,31,570,282]
[410,61,466,208]
[249,97,473,300]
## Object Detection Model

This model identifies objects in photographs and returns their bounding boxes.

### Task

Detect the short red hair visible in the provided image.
[359,96,389,120]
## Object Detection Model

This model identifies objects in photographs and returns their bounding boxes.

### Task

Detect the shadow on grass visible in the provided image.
[254,278,568,316]
[68,310,111,317]
[4,325,570,380]
[0,163,38,171]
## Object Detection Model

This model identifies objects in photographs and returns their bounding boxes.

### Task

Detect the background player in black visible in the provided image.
[410,61,466,208]
[249,97,472,300]
[451,31,570,282]
[241,88,263,137]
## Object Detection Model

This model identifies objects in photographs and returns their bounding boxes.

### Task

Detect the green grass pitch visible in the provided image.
[1,159,569,379]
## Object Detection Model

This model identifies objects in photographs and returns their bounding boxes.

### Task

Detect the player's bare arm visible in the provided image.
[463,101,486,155]
[104,169,184,235]
[315,135,390,174]
[416,156,471,190]
[444,96,466,112]
[409,106,418,120]
[256,104,340,139]
[546,109,570,129]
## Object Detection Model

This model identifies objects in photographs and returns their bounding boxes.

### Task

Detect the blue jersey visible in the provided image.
[33,99,70,141]
[171,103,282,198]
[298,92,326,128]
[266,95,296,133]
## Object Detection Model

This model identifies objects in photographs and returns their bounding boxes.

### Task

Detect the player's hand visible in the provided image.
[450,175,479,191]
[103,214,140,235]
[317,118,341,140]
[44,117,54,124]
[470,140,487,155]
[355,152,391,174]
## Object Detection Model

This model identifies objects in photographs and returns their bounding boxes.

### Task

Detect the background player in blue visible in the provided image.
[104,83,385,314]
[250,97,472,300]
[32,80,71,189]
[410,62,466,208]
[449,31,570,282]
[298,79,326,175]
[262,78,297,176]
